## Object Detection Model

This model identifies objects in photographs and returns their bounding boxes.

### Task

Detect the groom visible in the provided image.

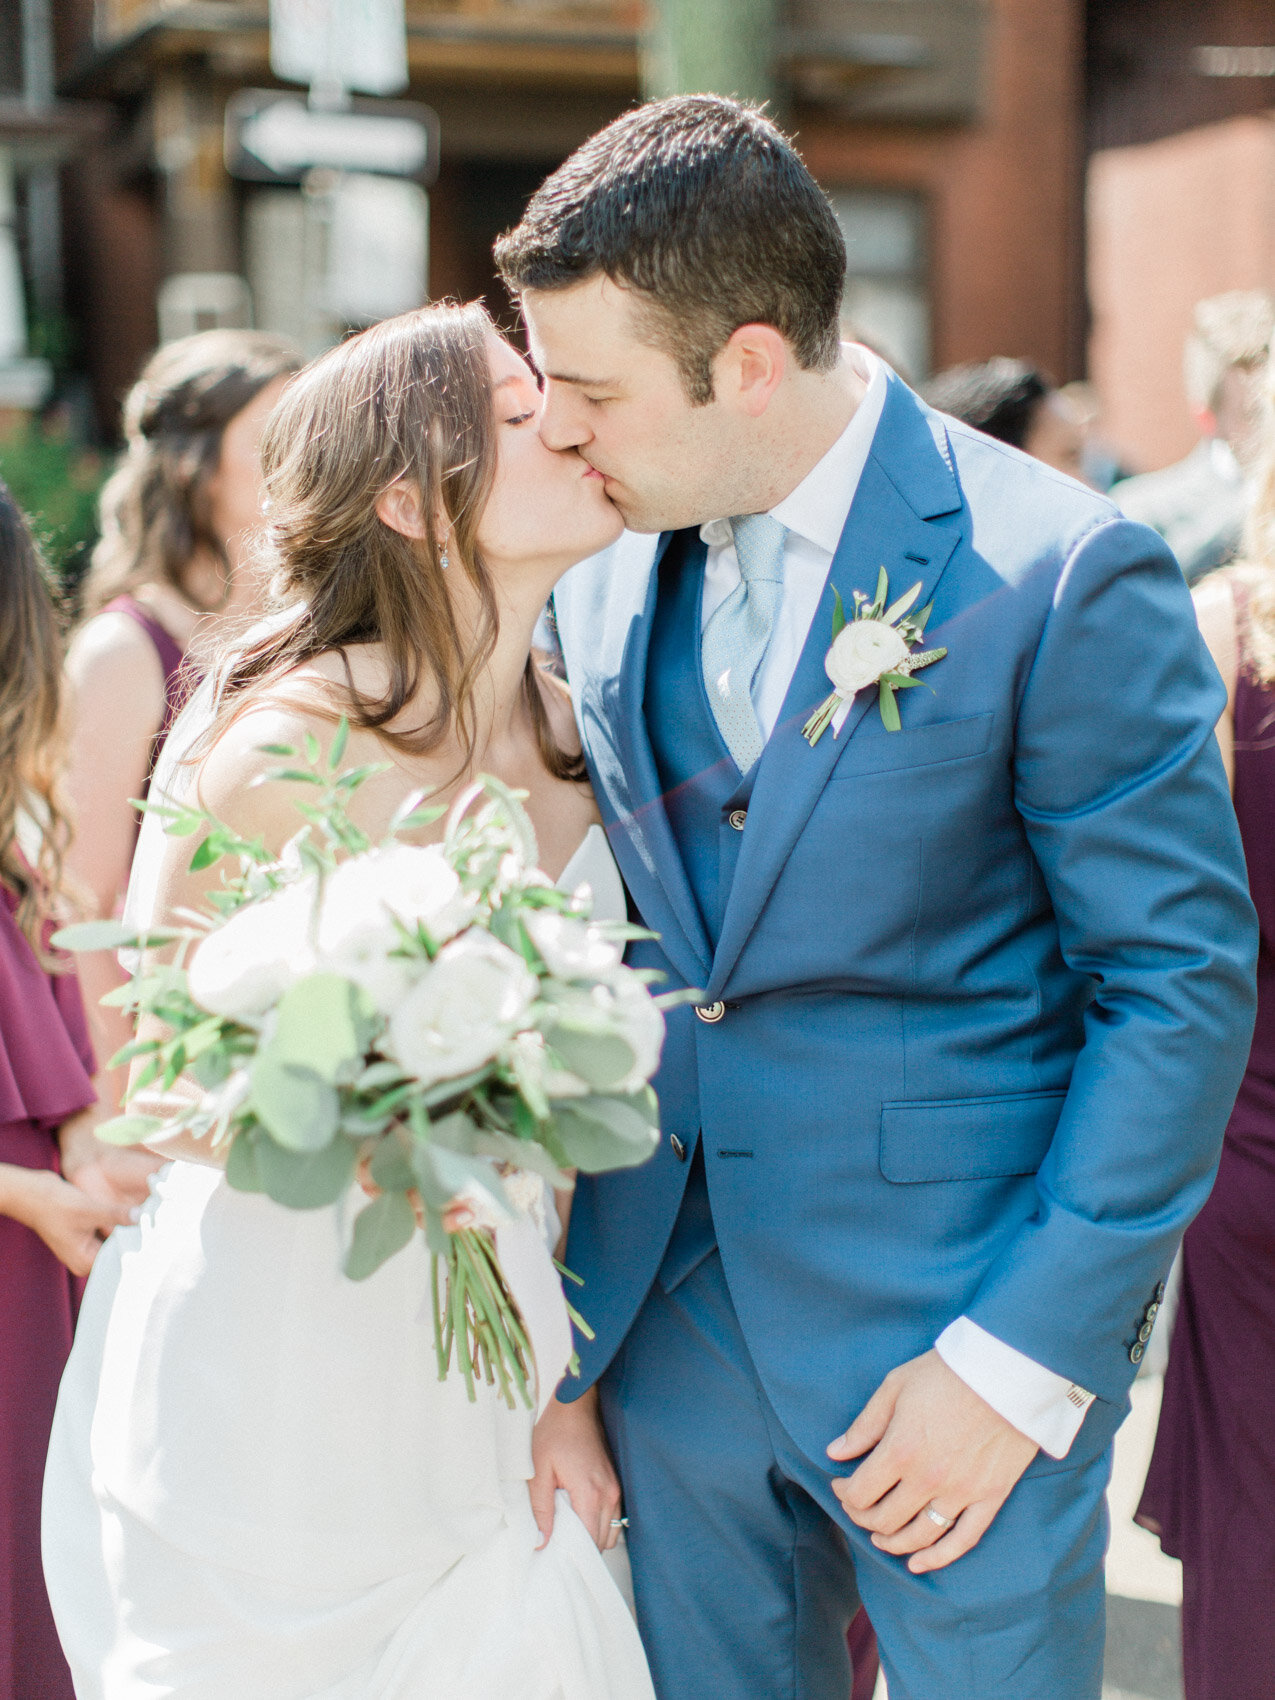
[497,98,1257,1698]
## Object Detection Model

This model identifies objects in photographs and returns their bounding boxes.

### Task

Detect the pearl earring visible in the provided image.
[440,544,450,571]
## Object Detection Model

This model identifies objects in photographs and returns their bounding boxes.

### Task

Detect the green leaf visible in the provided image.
[94,1113,164,1146]
[303,731,321,766]
[191,1046,234,1089]
[883,579,923,626]
[261,768,326,787]
[249,1053,340,1152]
[550,1093,660,1173]
[225,1128,265,1192]
[254,1130,358,1208]
[369,1134,416,1193]
[871,565,889,617]
[878,680,901,732]
[256,742,297,758]
[333,763,390,793]
[830,584,847,638]
[52,919,184,952]
[911,600,934,634]
[270,974,376,1083]
[107,1037,162,1069]
[328,716,350,772]
[879,672,925,690]
[471,1127,569,1188]
[546,1019,636,1094]
[345,1190,417,1280]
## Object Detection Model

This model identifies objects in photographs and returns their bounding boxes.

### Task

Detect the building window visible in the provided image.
[828,189,930,383]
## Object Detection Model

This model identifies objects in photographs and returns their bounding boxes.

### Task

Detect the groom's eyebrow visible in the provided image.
[542,369,619,388]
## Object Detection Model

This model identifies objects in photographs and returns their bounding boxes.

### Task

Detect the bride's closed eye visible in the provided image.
[504,410,536,427]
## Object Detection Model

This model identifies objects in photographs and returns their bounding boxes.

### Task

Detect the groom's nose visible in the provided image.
[538,381,590,452]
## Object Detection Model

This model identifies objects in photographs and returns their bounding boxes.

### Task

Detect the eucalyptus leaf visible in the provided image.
[328,716,350,771]
[345,1190,417,1280]
[369,1134,416,1193]
[255,1132,358,1208]
[830,584,847,638]
[249,1053,339,1152]
[94,1113,164,1147]
[269,974,373,1083]
[878,681,901,732]
[225,1127,265,1192]
[550,1093,660,1173]
[547,1022,636,1093]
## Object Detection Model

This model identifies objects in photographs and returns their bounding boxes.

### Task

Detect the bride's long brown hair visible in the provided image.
[206,301,583,780]
[0,482,73,955]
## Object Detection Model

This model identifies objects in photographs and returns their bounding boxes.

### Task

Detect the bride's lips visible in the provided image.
[582,467,606,482]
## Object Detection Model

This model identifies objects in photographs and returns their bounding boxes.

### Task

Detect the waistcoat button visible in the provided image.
[669,1134,687,1161]
[695,1001,726,1023]
[728,809,748,831]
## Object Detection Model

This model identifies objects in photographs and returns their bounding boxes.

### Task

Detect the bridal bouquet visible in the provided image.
[56,726,669,1410]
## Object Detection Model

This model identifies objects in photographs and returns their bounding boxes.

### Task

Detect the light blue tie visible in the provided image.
[701,512,787,772]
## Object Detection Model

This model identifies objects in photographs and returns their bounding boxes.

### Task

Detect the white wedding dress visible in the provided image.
[42,689,653,1700]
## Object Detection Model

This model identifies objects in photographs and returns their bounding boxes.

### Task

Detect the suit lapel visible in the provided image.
[592,533,714,989]
[706,377,963,998]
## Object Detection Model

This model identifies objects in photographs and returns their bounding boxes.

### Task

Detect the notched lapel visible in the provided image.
[706,383,964,997]
[576,532,713,988]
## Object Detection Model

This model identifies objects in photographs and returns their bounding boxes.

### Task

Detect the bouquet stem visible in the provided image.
[432,1229,534,1410]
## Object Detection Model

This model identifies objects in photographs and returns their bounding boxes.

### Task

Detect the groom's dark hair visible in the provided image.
[495,95,846,405]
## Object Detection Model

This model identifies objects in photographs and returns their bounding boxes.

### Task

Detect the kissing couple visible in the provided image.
[44,97,1255,1700]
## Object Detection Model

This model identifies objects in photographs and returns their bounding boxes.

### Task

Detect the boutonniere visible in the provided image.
[803,567,947,745]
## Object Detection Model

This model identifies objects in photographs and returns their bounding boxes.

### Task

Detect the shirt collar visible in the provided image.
[699,346,888,555]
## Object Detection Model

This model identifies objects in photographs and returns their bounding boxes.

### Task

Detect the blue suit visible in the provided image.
[552,372,1257,1699]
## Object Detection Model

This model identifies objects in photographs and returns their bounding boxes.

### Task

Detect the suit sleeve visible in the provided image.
[962,515,1258,1405]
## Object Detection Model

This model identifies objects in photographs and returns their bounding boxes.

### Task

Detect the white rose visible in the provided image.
[386,931,539,1087]
[824,619,909,698]
[187,879,318,1019]
[523,910,623,983]
[316,844,475,1011]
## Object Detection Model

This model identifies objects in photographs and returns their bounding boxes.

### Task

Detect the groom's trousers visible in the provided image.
[599,1159,1110,1700]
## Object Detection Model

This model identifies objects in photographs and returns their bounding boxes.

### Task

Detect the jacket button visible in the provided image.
[670,1134,687,1162]
[728,809,747,831]
[695,1001,726,1023]
[1129,1341,1145,1365]
[1145,1302,1160,1322]
[1138,1321,1154,1344]
[1154,1282,1166,1303]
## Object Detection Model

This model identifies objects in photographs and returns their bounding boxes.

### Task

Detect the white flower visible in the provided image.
[523,910,623,982]
[315,844,475,1011]
[386,931,538,1087]
[187,879,318,1019]
[824,618,909,698]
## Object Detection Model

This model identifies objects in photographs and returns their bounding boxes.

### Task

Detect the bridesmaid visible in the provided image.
[0,483,136,1700]
[1136,362,1275,1699]
[64,330,299,1106]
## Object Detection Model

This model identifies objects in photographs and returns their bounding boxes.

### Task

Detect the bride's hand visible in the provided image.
[530,1387,624,1553]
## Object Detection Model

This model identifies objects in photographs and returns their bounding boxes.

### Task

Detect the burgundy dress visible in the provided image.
[0,887,96,1700]
[1137,612,1275,1699]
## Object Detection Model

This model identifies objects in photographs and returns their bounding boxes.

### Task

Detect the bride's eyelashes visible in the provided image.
[504,410,537,427]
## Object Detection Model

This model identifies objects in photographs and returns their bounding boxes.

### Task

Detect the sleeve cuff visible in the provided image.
[934,1316,1094,1459]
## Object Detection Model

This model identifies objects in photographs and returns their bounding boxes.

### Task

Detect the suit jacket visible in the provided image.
[553,371,1258,1467]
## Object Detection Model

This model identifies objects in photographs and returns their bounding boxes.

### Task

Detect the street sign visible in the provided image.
[224,91,439,186]
[269,0,408,99]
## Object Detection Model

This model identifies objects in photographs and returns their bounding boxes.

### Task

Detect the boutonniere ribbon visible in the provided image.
[802,567,947,745]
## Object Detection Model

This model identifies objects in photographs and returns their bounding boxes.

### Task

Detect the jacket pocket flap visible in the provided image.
[828,712,994,779]
[880,1090,1066,1183]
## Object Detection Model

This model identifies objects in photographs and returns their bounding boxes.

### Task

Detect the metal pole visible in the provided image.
[641,0,778,107]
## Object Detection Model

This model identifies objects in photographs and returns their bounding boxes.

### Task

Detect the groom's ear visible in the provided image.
[716,324,789,419]
[375,479,432,542]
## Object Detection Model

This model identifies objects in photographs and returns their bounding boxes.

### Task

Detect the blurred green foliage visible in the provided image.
[0,417,105,593]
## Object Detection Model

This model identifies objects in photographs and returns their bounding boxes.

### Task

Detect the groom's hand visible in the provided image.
[530,1387,625,1554]
[826,1350,1038,1574]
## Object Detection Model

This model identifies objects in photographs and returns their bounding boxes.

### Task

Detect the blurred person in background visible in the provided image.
[65,331,299,1105]
[0,483,143,1700]
[1135,343,1275,1700]
[923,358,1091,483]
[1112,290,1273,584]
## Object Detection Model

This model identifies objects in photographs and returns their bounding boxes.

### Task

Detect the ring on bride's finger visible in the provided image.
[923,1503,954,1530]
[610,1517,630,1529]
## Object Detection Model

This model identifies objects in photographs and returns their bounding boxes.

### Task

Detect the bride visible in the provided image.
[42,302,655,1700]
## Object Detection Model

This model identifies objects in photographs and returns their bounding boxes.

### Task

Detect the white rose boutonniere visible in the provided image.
[803,566,948,744]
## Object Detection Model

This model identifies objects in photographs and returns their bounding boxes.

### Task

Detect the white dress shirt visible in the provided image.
[698,346,1094,1458]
